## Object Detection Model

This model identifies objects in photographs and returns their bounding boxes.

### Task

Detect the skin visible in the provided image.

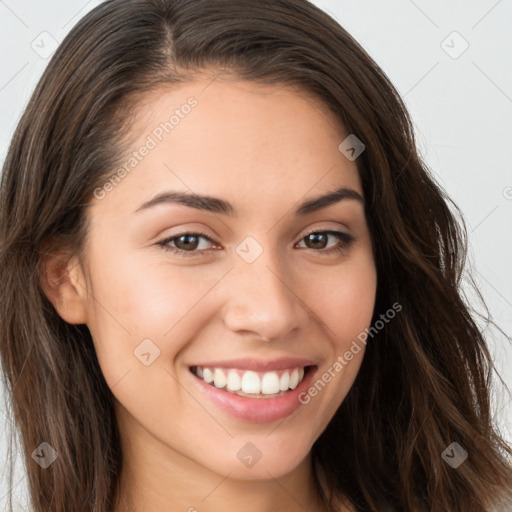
[42,74,377,512]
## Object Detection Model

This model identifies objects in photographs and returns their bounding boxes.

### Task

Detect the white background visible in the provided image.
[1,1,511,509]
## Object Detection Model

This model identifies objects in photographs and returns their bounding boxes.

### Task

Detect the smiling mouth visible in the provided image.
[190,365,313,398]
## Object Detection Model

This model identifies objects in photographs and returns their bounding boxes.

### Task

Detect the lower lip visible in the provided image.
[190,366,318,423]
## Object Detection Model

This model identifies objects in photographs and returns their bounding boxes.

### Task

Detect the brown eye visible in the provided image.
[304,232,329,249]
[157,232,216,257]
[174,234,202,251]
[296,230,355,254]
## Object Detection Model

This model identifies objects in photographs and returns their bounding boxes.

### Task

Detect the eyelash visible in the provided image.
[157,229,355,257]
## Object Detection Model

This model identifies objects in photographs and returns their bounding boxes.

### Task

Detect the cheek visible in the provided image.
[311,254,377,346]
[88,244,191,328]
[84,249,219,373]
[302,252,376,409]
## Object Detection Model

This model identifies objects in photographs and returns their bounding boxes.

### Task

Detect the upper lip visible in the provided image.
[190,357,317,372]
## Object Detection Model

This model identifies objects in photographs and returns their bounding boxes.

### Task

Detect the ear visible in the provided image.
[39,240,88,324]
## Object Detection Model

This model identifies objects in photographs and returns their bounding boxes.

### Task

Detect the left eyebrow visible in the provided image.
[133,186,364,216]
[295,187,364,215]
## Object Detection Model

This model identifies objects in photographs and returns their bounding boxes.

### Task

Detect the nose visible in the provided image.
[221,249,309,342]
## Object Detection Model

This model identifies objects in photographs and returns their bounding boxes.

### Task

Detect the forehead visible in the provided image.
[91,76,362,216]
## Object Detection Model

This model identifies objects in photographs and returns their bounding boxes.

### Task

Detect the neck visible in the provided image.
[113,407,329,512]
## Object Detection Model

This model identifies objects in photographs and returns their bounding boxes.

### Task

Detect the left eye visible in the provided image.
[296,230,354,251]
[157,230,354,257]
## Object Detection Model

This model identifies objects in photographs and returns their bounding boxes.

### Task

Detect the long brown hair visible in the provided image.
[1,1,511,511]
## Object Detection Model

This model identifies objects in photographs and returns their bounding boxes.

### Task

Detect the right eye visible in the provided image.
[157,232,219,257]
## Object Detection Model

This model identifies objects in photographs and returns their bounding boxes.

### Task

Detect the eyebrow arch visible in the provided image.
[134,186,364,216]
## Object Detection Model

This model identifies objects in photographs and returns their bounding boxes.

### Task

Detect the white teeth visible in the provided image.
[226,370,241,391]
[261,372,280,395]
[279,371,290,391]
[289,368,300,389]
[241,371,261,394]
[213,368,227,389]
[203,368,213,384]
[193,366,308,396]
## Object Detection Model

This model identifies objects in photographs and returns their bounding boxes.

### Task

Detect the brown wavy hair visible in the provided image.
[1,1,511,511]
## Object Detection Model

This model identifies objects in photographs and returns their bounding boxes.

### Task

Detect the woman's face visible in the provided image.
[75,76,377,480]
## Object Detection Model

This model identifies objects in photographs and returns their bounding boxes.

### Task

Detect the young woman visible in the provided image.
[1,1,511,511]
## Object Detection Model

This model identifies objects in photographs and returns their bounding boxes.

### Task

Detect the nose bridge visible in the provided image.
[221,237,306,341]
